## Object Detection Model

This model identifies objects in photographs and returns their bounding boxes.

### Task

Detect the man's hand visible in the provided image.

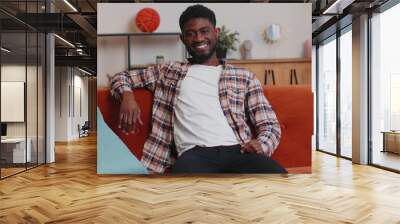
[241,140,274,157]
[119,91,143,134]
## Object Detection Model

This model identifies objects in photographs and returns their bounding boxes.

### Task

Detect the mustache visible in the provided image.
[186,41,217,64]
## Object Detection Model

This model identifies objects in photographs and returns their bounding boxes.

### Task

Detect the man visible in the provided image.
[111,4,286,174]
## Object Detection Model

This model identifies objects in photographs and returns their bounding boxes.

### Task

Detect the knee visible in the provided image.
[268,158,287,173]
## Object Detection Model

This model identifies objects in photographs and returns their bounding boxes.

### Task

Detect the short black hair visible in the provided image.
[179,4,216,31]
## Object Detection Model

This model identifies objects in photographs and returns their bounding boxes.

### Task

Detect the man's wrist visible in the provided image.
[122,91,134,101]
[259,140,273,156]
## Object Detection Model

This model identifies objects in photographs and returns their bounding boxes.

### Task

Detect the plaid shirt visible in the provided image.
[110,61,281,173]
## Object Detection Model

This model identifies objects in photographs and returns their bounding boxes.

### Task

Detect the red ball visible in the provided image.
[135,8,160,33]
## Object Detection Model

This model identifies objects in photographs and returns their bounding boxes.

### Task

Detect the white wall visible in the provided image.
[54,67,89,141]
[55,67,69,141]
[1,65,26,139]
[97,3,311,87]
[1,65,38,138]
[1,65,26,82]
[72,73,89,138]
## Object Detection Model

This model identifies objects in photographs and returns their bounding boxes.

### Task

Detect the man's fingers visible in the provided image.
[117,110,142,135]
[123,112,132,133]
[122,112,128,127]
[125,111,132,134]
[133,111,144,133]
[127,112,134,134]
[119,112,124,128]
[123,112,132,134]
[266,149,273,157]
[132,111,140,134]
[242,141,264,154]
[242,140,273,157]
[251,142,263,154]
[127,123,134,134]
[138,117,144,126]
[125,113,132,134]
[127,111,133,126]
[131,122,137,134]
[121,115,128,133]
[119,93,141,133]
[137,111,144,126]
[120,113,126,132]
[242,143,254,153]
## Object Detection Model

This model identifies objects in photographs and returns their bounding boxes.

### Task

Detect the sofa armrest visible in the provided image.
[97,88,153,160]
[264,85,313,169]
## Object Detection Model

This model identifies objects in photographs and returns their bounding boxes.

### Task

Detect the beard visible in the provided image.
[186,42,217,64]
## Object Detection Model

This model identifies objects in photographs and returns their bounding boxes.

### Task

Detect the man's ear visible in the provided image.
[215,27,221,38]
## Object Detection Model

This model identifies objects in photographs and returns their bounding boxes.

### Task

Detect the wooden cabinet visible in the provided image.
[228,58,311,86]
[382,131,400,154]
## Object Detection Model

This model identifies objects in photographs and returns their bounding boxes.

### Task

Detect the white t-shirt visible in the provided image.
[173,64,239,156]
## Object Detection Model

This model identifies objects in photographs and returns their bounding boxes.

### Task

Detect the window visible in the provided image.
[370,2,400,171]
[339,27,352,158]
[317,36,337,154]
[0,2,46,179]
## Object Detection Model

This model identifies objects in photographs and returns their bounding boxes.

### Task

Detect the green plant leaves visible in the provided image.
[217,25,240,52]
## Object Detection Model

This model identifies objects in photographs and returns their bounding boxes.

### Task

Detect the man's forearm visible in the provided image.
[246,73,281,153]
[256,121,281,152]
[110,65,161,99]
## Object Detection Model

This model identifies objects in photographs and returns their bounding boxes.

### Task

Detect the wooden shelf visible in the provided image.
[97,32,181,70]
[228,58,311,64]
[97,32,181,37]
[229,58,312,85]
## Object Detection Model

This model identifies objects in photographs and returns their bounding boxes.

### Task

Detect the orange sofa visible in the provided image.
[97,85,313,173]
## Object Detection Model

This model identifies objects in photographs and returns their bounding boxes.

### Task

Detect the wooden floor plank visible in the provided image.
[0,135,399,223]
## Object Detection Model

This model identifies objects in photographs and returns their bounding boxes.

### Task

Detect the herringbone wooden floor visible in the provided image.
[1,135,400,224]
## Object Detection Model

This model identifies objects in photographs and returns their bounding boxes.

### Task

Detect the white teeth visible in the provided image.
[195,44,207,49]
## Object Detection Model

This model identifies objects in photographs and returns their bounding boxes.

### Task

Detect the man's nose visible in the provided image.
[193,32,205,42]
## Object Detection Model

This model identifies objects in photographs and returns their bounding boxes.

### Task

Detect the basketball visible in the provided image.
[135,8,160,33]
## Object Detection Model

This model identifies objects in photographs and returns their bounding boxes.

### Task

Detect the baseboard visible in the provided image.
[286,166,312,174]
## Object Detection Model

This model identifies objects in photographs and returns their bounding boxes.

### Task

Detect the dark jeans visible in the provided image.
[171,144,287,174]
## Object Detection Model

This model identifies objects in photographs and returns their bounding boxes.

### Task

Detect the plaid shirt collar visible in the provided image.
[184,58,231,70]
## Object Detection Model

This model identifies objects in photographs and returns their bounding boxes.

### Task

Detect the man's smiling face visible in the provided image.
[181,18,220,64]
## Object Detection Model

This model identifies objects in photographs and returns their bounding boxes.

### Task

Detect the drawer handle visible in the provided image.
[264,69,276,85]
[290,69,298,85]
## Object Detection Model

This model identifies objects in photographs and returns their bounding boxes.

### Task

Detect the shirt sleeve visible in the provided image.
[245,73,281,152]
[110,64,163,100]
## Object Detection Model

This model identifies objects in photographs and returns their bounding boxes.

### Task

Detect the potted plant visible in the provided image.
[216,25,240,59]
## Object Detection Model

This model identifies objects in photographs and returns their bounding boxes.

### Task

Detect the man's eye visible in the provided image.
[185,32,194,37]
[201,29,210,34]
